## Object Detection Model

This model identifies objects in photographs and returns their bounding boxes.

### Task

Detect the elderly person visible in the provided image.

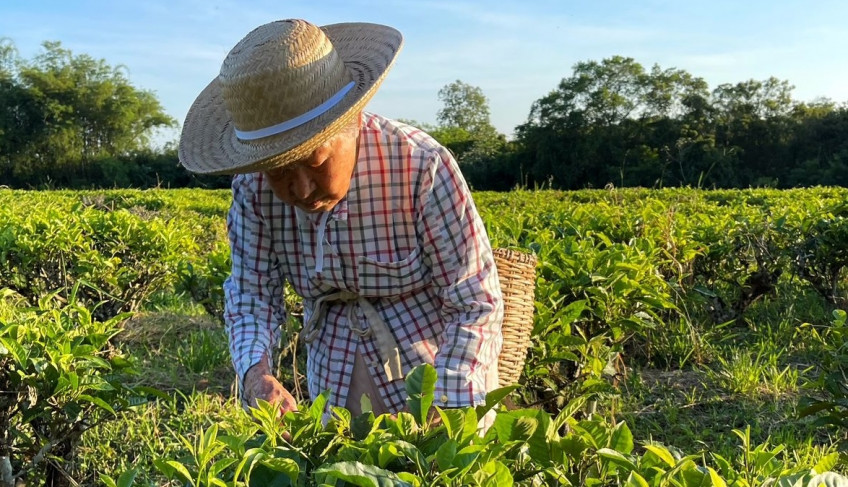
[178,19,503,420]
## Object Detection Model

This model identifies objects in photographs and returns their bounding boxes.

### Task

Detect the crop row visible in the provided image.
[1,187,847,484]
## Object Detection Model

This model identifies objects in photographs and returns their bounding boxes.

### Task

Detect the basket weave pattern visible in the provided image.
[493,248,538,387]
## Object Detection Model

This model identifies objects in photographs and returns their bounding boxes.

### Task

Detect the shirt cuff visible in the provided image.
[432,366,487,409]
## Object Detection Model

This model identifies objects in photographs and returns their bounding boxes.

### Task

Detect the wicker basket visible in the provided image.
[493,248,538,387]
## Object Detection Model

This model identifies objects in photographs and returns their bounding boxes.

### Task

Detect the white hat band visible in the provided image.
[234,81,356,141]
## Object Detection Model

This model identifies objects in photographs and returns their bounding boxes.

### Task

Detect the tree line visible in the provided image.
[442,57,848,190]
[1,40,846,190]
[0,40,228,189]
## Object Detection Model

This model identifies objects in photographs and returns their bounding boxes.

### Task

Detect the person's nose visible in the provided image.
[290,167,314,200]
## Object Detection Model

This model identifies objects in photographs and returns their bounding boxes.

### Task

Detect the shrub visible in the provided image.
[0,288,142,486]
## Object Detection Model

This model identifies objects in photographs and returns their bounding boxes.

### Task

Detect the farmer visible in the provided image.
[178,19,503,421]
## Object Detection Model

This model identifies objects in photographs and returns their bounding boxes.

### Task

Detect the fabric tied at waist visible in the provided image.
[301,290,403,382]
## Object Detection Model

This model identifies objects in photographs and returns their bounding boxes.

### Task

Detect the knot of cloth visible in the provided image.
[301,290,403,381]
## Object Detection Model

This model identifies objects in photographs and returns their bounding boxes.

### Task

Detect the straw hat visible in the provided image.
[179,19,403,174]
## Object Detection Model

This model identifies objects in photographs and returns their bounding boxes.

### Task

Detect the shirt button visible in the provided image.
[440,394,449,404]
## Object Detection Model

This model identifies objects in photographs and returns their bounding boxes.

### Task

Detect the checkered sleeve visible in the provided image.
[418,148,504,408]
[223,173,287,386]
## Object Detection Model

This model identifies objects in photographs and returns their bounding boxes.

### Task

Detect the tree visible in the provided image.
[709,77,799,185]
[437,80,497,136]
[1,40,175,186]
[433,80,505,167]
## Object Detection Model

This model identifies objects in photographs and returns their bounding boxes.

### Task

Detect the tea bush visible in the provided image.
[109,365,848,486]
[0,288,143,486]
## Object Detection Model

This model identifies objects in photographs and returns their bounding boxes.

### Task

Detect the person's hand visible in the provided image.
[243,359,298,416]
[427,407,443,427]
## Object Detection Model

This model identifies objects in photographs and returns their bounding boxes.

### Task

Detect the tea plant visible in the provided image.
[105,365,848,486]
[3,187,848,482]
[0,202,197,320]
[799,309,848,452]
[0,287,142,486]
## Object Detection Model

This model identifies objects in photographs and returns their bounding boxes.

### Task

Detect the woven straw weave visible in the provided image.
[493,248,538,387]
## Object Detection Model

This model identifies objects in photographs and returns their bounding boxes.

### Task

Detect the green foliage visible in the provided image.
[103,365,848,486]
[176,240,232,322]
[2,186,848,482]
[171,328,232,374]
[794,204,848,304]
[0,40,175,187]
[0,289,141,485]
[0,198,198,319]
[436,80,497,138]
[430,80,508,176]
[799,309,848,452]
[499,56,848,191]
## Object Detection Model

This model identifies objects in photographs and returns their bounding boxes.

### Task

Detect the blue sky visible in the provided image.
[3,0,847,144]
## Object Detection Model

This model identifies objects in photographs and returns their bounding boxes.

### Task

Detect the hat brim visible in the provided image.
[179,22,403,175]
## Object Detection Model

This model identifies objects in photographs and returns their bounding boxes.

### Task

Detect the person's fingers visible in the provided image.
[278,387,299,413]
[428,409,443,427]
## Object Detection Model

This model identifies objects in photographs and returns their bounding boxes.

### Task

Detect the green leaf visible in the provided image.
[78,394,116,415]
[462,406,479,440]
[405,364,437,426]
[610,421,634,455]
[472,460,513,487]
[452,444,485,475]
[706,467,727,487]
[597,448,637,472]
[259,457,299,484]
[814,452,840,474]
[0,336,27,365]
[116,467,139,487]
[643,444,676,467]
[512,416,539,441]
[680,465,708,486]
[232,447,266,482]
[309,390,330,421]
[552,395,587,431]
[711,453,732,477]
[492,414,516,443]
[351,410,376,441]
[391,440,428,476]
[209,458,238,478]
[770,472,809,487]
[131,385,171,401]
[395,472,422,487]
[475,385,518,418]
[163,460,194,484]
[313,461,413,487]
[360,394,373,415]
[560,436,588,458]
[624,471,650,487]
[378,443,402,469]
[438,408,465,439]
[435,439,458,471]
[814,472,848,487]
[574,419,609,449]
[201,423,219,454]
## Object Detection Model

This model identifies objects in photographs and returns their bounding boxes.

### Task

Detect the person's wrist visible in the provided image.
[244,361,271,387]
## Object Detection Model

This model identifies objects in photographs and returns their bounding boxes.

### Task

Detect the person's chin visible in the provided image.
[298,199,330,213]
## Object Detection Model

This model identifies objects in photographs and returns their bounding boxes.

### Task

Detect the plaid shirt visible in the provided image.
[223,112,503,413]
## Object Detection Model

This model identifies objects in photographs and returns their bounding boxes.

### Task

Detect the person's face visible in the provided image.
[264,126,359,213]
